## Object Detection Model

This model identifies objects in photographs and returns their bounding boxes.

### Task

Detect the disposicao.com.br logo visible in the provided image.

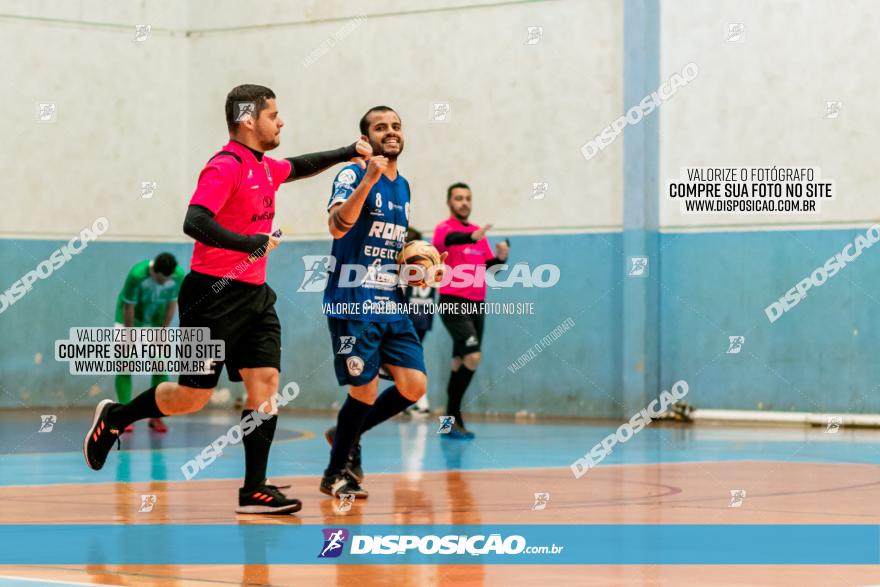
[317,528,564,558]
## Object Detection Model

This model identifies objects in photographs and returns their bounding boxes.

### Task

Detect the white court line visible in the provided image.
[0,576,119,586]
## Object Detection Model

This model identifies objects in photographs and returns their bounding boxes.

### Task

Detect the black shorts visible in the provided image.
[177,271,281,389]
[438,294,485,357]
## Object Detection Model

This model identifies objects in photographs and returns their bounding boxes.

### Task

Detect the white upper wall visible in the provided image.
[0,0,622,240]
[660,0,880,230]
[0,0,188,240]
[186,0,622,238]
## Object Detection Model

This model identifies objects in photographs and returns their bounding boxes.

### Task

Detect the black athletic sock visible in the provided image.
[455,366,475,427]
[108,386,165,429]
[446,366,475,425]
[359,385,416,435]
[446,369,464,419]
[327,396,372,474]
[242,410,277,491]
[457,365,475,395]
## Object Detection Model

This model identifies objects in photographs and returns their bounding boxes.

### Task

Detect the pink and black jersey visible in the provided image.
[432,216,494,302]
[188,141,291,285]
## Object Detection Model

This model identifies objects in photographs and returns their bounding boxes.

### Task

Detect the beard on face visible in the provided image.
[262,133,280,151]
[370,136,403,160]
[255,123,280,151]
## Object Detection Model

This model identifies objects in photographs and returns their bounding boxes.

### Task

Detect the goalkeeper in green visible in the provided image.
[114,253,185,432]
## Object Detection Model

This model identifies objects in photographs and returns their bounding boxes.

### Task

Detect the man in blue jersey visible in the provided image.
[319,106,430,498]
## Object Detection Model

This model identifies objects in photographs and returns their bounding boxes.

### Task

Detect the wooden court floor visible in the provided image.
[1,461,879,586]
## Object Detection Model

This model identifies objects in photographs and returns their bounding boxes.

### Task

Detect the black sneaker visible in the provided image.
[324,426,364,482]
[235,484,302,515]
[320,470,369,499]
[83,399,122,470]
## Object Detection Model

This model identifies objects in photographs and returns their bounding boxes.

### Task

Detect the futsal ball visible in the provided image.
[397,240,443,286]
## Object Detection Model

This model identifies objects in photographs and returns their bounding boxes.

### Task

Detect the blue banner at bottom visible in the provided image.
[0,525,877,565]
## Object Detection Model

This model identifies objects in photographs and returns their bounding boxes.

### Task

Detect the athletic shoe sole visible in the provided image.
[320,475,351,497]
[83,399,114,471]
[320,476,369,499]
[444,429,475,440]
[234,502,302,515]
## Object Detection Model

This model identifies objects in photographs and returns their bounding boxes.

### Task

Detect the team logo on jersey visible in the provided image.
[262,195,273,208]
[366,221,407,242]
[346,356,365,377]
[333,170,358,199]
[318,528,349,558]
[264,163,273,186]
[337,169,357,185]
[337,336,356,355]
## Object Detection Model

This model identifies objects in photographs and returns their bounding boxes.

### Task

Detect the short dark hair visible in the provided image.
[153,253,178,277]
[447,182,471,202]
[359,105,397,136]
[225,84,276,132]
[406,227,423,242]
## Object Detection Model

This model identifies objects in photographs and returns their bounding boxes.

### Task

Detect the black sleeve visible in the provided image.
[284,143,359,182]
[486,257,506,268]
[183,205,270,254]
[444,231,474,246]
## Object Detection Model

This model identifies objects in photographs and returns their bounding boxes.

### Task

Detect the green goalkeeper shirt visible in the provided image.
[114,260,185,325]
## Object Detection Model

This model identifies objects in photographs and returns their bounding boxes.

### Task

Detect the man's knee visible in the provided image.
[350,387,378,405]
[462,352,481,371]
[188,389,214,412]
[159,383,213,414]
[242,367,279,390]
[242,368,280,411]
[178,386,213,413]
[398,372,427,402]
[451,357,462,371]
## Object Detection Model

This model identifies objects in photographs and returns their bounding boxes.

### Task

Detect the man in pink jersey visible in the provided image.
[432,182,509,439]
[83,84,370,515]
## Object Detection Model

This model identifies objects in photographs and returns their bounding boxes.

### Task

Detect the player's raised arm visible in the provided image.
[284,139,372,182]
[327,156,388,239]
[444,223,493,246]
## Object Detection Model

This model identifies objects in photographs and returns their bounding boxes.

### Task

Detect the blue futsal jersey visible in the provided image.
[323,163,411,323]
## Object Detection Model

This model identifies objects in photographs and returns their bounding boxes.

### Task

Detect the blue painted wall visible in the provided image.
[3,227,876,415]
[0,232,623,416]
[622,0,661,415]
[659,228,880,413]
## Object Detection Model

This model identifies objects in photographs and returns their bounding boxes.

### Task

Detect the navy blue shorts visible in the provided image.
[327,317,426,386]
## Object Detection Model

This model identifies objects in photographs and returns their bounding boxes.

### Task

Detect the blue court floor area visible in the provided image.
[1,409,879,486]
